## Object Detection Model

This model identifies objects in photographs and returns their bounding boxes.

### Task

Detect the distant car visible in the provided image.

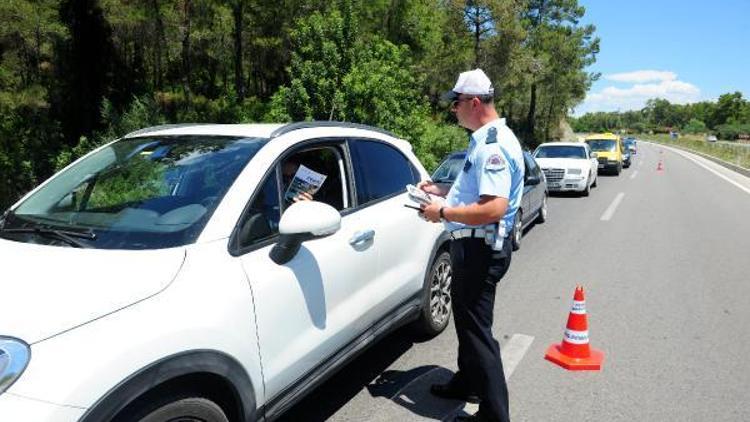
[585,133,624,175]
[623,138,637,155]
[621,147,632,168]
[706,135,718,142]
[432,150,547,250]
[533,142,598,196]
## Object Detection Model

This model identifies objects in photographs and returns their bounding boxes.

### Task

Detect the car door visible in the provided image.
[234,141,379,401]
[347,138,433,319]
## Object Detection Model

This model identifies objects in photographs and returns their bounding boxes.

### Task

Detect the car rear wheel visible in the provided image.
[511,211,522,251]
[535,195,548,224]
[136,397,229,422]
[415,250,451,337]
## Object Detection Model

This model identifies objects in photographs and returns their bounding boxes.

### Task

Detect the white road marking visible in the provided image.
[600,192,625,221]
[630,170,639,179]
[445,334,534,420]
[501,334,535,381]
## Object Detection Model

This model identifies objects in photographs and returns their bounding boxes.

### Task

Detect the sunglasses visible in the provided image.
[450,96,476,109]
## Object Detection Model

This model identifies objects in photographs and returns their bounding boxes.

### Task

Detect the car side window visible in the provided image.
[280,146,349,212]
[349,139,418,206]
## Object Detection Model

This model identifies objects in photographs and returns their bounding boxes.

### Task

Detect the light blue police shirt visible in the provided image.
[443,118,525,250]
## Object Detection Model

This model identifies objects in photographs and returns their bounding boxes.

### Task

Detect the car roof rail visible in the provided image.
[123,123,208,138]
[269,121,398,139]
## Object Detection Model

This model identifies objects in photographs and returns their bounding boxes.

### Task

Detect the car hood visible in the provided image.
[0,238,186,343]
[534,157,590,170]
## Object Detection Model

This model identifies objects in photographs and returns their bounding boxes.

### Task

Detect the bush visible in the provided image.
[683,118,707,134]
[715,123,750,140]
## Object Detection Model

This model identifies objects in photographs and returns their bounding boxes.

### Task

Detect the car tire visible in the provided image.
[591,174,597,187]
[535,194,548,224]
[511,211,522,251]
[615,163,622,175]
[582,177,590,197]
[414,250,451,337]
[135,397,229,422]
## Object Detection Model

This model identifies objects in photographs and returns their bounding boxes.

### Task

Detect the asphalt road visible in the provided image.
[279,142,750,422]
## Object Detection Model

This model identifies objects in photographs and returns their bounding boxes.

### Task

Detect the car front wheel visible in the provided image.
[582,176,591,197]
[415,250,451,337]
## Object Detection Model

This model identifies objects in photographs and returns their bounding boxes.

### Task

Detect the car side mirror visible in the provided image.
[590,152,598,158]
[270,201,341,265]
[526,175,541,186]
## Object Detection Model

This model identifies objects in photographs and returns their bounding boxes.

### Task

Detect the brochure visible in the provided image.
[284,164,327,202]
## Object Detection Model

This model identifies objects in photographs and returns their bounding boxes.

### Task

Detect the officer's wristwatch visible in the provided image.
[439,206,447,221]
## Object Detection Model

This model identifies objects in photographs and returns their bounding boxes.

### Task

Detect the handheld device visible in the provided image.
[403,204,422,211]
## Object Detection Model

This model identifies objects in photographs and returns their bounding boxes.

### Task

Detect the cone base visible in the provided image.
[544,343,604,371]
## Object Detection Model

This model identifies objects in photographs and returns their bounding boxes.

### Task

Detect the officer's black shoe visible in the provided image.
[430,382,480,403]
[453,412,490,421]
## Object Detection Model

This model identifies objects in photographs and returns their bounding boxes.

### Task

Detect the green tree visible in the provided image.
[683,118,707,134]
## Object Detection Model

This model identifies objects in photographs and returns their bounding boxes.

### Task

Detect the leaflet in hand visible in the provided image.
[406,184,434,205]
[284,164,327,202]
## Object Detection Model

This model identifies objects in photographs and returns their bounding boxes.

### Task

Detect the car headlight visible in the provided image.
[567,168,582,175]
[0,337,31,395]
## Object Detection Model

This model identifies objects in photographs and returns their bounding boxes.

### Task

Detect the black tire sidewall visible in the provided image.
[136,397,228,422]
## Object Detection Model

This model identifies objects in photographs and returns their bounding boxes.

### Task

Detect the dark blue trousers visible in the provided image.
[449,236,511,422]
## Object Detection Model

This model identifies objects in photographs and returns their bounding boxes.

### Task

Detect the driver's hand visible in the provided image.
[293,192,314,202]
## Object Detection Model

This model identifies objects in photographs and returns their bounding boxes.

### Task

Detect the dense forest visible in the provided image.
[0,0,601,208]
[570,92,750,138]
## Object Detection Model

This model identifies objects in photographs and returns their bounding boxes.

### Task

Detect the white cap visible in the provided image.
[442,68,494,101]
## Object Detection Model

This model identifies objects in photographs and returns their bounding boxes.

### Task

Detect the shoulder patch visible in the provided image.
[485,127,498,144]
[484,153,506,171]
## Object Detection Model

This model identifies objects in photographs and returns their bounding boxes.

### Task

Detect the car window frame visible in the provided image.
[229,138,354,257]
[346,137,420,212]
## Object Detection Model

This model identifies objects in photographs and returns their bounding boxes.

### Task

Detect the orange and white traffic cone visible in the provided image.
[545,285,604,371]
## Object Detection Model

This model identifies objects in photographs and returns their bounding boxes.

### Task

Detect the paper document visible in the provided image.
[406,184,435,205]
[284,164,327,201]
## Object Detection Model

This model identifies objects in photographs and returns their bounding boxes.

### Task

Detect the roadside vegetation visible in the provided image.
[643,134,750,170]
[0,0,600,209]
[570,93,750,141]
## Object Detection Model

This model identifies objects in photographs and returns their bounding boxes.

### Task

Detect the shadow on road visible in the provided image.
[277,326,448,421]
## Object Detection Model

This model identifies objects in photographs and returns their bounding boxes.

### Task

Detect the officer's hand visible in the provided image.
[417,180,444,196]
[420,201,442,223]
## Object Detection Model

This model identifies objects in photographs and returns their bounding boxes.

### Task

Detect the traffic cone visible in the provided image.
[545,285,604,371]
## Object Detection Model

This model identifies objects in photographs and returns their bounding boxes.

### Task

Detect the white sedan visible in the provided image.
[0,122,451,421]
[533,142,598,196]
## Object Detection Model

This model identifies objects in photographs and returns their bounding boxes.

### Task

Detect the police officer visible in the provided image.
[419,69,524,422]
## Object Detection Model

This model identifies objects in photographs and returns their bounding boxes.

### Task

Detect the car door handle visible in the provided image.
[349,229,375,246]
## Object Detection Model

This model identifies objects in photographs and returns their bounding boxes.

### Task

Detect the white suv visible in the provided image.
[0,122,452,421]
[533,142,598,196]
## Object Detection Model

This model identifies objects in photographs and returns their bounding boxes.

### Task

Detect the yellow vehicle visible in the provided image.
[585,133,624,175]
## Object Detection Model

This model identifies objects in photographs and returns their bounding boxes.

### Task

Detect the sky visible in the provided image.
[573,0,750,116]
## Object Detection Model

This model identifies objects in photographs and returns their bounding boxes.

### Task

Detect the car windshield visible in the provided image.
[432,154,466,183]
[586,139,617,152]
[1,135,266,249]
[534,146,587,159]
